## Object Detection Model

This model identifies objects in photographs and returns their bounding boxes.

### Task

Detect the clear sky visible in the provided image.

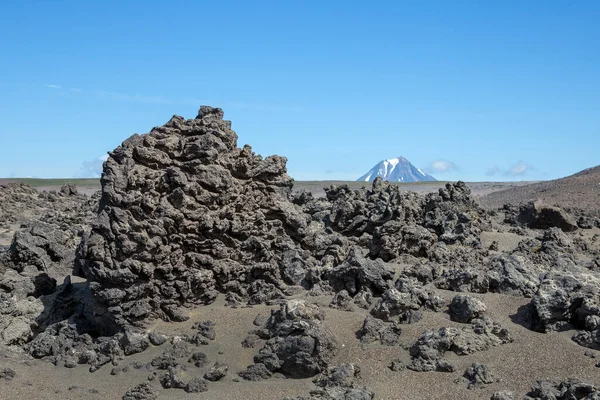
[0,1,598,181]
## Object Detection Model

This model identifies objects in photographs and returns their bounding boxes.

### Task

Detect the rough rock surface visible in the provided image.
[408,316,512,372]
[455,363,496,389]
[448,295,487,323]
[71,108,493,333]
[246,300,336,379]
[356,315,402,346]
[516,201,579,232]
[77,107,317,330]
[204,362,228,381]
[122,382,158,400]
[370,276,445,324]
[524,379,600,399]
[0,184,98,346]
[283,363,375,400]
[326,247,393,296]
[528,270,600,350]
[160,365,208,393]
[491,390,515,400]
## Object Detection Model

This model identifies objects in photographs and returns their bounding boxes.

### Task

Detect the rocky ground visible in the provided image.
[1,106,599,400]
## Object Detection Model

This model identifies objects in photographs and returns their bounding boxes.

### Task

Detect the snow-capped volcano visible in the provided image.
[357,156,437,182]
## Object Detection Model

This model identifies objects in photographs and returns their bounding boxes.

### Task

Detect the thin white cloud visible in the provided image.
[45,84,62,89]
[504,161,531,176]
[75,155,109,178]
[426,159,458,173]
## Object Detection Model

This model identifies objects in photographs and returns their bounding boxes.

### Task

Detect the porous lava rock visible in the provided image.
[528,270,600,350]
[73,106,495,333]
[78,106,318,330]
[122,383,158,400]
[517,201,579,232]
[524,379,600,399]
[356,315,402,346]
[455,363,496,389]
[408,316,512,372]
[370,276,445,324]
[284,363,375,400]
[246,300,336,379]
[449,295,487,323]
[0,183,98,346]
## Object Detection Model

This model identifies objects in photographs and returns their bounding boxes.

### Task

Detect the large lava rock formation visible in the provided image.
[77,106,316,331]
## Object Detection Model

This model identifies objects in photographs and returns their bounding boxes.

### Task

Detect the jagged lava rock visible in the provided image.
[78,106,314,330]
[249,300,337,378]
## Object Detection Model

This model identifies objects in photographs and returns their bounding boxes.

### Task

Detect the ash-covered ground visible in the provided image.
[1,107,599,400]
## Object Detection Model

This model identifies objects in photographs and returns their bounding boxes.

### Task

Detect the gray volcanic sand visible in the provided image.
[3,282,600,400]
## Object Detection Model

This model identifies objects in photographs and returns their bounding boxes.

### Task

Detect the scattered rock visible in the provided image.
[491,390,515,400]
[251,300,337,378]
[329,290,353,311]
[238,363,272,381]
[193,321,216,341]
[0,368,16,380]
[122,383,158,400]
[525,379,600,399]
[148,332,167,346]
[242,334,260,348]
[204,362,228,381]
[370,277,445,324]
[284,363,375,400]
[388,359,405,372]
[356,315,402,346]
[408,317,512,372]
[517,201,578,232]
[160,365,207,393]
[448,295,487,323]
[456,363,496,389]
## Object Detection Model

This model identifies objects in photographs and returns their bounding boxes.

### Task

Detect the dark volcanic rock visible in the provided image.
[370,276,445,324]
[356,315,402,346]
[448,295,487,323]
[525,379,600,399]
[456,363,496,389]
[204,362,228,381]
[491,391,515,400]
[528,271,600,350]
[517,201,578,232]
[329,290,353,311]
[408,316,512,372]
[68,106,494,334]
[122,383,158,400]
[77,106,319,330]
[250,300,336,378]
[423,181,489,246]
[160,365,207,393]
[238,363,272,381]
[284,363,375,400]
[327,247,393,296]
[0,367,16,380]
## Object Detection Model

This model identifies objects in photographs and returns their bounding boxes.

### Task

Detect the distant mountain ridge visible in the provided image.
[357,156,437,182]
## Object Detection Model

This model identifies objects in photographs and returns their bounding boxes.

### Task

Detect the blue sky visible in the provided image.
[0,1,598,181]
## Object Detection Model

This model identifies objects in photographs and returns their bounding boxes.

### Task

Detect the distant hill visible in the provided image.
[479,165,600,212]
[357,156,436,182]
